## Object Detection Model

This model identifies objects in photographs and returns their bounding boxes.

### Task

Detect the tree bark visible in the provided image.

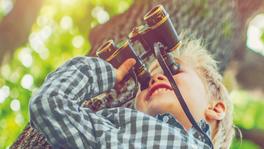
[235,49,264,92]
[11,0,264,148]
[230,0,264,92]
[236,127,264,148]
[0,0,43,64]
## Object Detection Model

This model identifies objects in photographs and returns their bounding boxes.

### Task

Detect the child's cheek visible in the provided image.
[135,89,148,111]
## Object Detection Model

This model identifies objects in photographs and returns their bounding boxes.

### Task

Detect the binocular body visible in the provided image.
[96,5,181,90]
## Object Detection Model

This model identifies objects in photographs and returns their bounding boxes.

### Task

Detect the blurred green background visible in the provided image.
[0,0,263,148]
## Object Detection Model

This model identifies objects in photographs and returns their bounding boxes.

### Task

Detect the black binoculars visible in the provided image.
[96,5,181,90]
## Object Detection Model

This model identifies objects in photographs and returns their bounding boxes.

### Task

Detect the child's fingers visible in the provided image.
[116,58,136,83]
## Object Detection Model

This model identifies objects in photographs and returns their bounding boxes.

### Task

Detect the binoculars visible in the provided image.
[95,5,214,148]
[96,5,181,90]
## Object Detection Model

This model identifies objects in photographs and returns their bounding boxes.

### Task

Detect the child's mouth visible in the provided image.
[146,83,173,101]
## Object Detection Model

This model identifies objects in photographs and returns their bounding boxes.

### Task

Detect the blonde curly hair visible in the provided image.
[169,35,235,149]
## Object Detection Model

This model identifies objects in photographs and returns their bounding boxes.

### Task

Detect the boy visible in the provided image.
[29,37,235,148]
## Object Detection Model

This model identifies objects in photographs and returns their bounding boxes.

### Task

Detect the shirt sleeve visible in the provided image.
[29,56,116,148]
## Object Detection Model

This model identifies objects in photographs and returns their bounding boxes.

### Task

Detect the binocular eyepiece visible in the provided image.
[96,5,181,90]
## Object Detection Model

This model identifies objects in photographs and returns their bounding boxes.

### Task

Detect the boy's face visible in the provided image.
[135,60,209,129]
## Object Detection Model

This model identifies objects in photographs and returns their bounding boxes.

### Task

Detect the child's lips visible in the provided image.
[146,83,173,101]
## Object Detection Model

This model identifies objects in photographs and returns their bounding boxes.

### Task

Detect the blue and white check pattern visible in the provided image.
[29,56,211,149]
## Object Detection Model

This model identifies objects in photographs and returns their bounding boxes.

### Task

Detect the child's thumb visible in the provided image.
[116,58,136,83]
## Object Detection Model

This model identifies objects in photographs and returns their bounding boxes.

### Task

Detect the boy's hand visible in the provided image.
[115,58,136,84]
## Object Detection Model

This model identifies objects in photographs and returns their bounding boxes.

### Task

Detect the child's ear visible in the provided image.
[205,101,226,122]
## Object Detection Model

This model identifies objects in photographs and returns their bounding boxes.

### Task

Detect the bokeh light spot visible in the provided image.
[0,85,10,103]
[60,16,73,30]
[15,113,24,125]
[40,26,53,40]
[18,48,33,68]
[10,99,20,112]
[247,13,264,55]
[37,15,50,27]
[29,32,45,53]
[20,74,34,90]
[72,35,84,48]
[91,6,109,24]
[0,0,13,15]
[39,47,50,60]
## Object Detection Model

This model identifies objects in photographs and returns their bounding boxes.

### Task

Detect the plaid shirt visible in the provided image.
[29,57,212,149]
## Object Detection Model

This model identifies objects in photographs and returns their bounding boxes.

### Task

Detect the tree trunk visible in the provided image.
[235,49,264,92]
[0,0,43,64]
[10,0,264,148]
[236,127,264,148]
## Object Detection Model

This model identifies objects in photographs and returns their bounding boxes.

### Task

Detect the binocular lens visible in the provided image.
[143,5,181,52]
[129,5,181,57]
[96,40,151,90]
[144,5,168,27]
[96,40,117,61]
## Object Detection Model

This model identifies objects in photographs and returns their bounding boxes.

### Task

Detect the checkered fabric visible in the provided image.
[29,56,211,149]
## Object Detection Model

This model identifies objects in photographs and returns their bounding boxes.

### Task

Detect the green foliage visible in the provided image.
[0,0,132,148]
[230,90,264,149]
[231,138,260,149]
[261,31,264,43]
[232,90,264,130]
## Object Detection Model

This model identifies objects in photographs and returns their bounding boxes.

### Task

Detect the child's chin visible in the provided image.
[147,98,178,115]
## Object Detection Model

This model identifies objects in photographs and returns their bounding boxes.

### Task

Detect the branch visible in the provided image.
[235,50,264,92]
[0,0,43,63]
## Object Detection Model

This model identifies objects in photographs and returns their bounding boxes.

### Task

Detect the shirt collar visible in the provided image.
[155,113,211,144]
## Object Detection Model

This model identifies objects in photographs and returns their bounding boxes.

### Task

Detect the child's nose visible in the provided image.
[148,74,168,86]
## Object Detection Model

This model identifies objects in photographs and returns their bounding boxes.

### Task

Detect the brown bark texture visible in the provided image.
[235,50,264,92]
[11,0,264,148]
[0,0,43,63]
[238,127,264,148]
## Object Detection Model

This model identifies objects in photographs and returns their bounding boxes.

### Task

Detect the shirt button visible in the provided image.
[163,116,169,122]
